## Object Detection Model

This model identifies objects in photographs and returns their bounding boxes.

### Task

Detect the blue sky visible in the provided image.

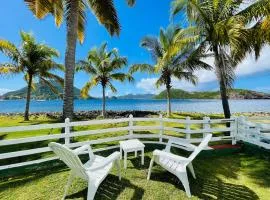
[0,0,270,97]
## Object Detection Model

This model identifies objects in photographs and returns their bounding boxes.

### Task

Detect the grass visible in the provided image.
[0,145,269,200]
[0,113,269,199]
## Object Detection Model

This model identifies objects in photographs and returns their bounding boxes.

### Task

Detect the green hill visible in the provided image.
[2,82,83,100]
[117,93,154,99]
[155,88,270,99]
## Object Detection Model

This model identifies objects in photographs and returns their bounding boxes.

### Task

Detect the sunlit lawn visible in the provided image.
[0,113,269,199]
[0,145,269,200]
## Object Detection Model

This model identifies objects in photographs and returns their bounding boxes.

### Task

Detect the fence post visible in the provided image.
[203,117,210,138]
[185,117,191,139]
[255,124,261,143]
[64,118,70,145]
[231,117,237,145]
[159,114,163,143]
[238,115,246,138]
[129,114,133,137]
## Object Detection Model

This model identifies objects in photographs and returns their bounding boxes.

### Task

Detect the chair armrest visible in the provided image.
[153,150,190,164]
[86,151,120,171]
[73,144,90,154]
[73,144,95,160]
[164,137,197,152]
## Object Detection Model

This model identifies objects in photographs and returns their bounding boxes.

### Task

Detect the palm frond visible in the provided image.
[108,81,117,93]
[155,77,164,88]
[129,64,155,74]
[141,36,163,61]
[40,77,60,95]
[87,0,120,36]
[76,60,97,74]
[0,64,21,76]
[42,72,64,87]
[24,0,52,19]
[126,0,136,7]
[81,77,99,98]
[0,40,20,63]
[111,73,134,82]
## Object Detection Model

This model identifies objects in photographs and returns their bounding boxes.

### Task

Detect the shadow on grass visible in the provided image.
[191,177,259,200]
[0,163,68,193]
[129,156,152,170]
[0,134,7,140]
[65,174,144,200]
[149,169,259,200]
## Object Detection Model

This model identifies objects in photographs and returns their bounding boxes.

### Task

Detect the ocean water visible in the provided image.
[0,99,269,113]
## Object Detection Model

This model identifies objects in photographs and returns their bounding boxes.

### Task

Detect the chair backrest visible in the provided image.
[49,142,87,179]
[188,134,212,162]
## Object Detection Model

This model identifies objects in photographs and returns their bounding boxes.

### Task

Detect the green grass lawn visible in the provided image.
[0,113,269,199]
[0,145,269,200]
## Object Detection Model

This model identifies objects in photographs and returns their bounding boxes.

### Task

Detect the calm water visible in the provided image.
[0,99,269,113]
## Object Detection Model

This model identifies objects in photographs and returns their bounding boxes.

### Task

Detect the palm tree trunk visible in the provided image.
[213,45,231,119]
[102,85,106,117]
[62,0,79,121]
[24,73,33,121]
[166,85,171,117]
[219,77,231,119]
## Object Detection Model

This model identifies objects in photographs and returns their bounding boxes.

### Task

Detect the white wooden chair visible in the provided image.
[147,134,212,198]
[49,142,121,200]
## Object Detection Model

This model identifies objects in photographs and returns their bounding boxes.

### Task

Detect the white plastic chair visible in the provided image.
[49,142,121,200]
[147,134,212,198]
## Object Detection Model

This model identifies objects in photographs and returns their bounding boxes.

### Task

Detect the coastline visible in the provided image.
[0,110,270,119]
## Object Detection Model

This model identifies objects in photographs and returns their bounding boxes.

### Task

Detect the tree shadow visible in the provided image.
[0,133,7,140]
[149,170,259,200]
[129,156,152,170]
[65,174,144,200]
[0,165,68,193]
[191,177,259,200]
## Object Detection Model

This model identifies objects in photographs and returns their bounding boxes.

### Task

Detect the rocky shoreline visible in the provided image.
[1,110,270,119]
[0,110,160,120]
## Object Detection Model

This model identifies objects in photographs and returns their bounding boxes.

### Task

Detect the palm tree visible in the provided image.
[24,0,136,121]
[0,31,63,121]
[77,43,133,117]
[171,0,270,118]
[130,25,211,116]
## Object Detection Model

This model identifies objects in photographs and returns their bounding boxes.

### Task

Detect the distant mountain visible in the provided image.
[155,88,270,99]
[1,81,84,100]
[116,93,154,99]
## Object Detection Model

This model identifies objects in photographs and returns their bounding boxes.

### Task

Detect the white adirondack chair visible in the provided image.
[147,134,212,198]
[49,142,121,200]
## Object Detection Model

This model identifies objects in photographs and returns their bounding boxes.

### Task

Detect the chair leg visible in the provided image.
[147,157,155,180]
[87,182,98,200]
[177,171,191,198]
[187,162,196,179]
[62,172,74,200]
[116,158,121,180]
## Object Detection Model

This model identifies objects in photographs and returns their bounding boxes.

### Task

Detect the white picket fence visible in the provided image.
[237,116,270,149]
[0,114,268,171]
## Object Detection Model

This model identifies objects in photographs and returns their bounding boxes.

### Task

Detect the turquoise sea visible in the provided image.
[0,99,269,113]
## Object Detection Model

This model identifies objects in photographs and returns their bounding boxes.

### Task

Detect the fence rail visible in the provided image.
[237,116,270,149]
[0,114,268,171]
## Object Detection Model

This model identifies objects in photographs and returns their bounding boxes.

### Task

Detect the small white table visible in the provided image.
[119,139,145,169]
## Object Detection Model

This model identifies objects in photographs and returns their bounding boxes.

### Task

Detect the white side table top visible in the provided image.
[119,139,145,150]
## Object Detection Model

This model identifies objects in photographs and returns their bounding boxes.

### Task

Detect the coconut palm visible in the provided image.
[171,0,270,118]
[77,43,134,117]
[24,0,136,120]
[130,25,211,116]
[0,31,63,121]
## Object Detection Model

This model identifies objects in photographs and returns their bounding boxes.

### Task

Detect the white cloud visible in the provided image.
[136,78,164,94]
[136,46,270,93]
[190,46,270,83]
[0,88,12,95]
[136,77,198,94]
